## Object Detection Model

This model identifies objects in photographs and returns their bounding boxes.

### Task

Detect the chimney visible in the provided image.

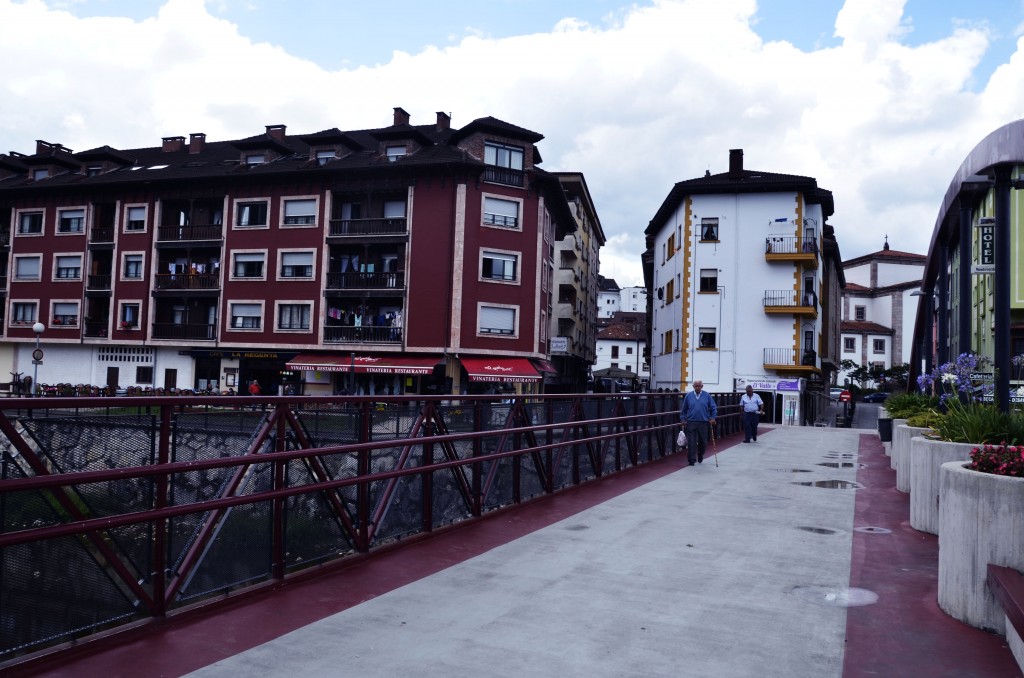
[393,107,410,126]
[35,140,57,155]
[266,124,286,141]
[436,111,451,131]
[728,149,743,179]
[189,133,206,154]
[162,136,185,153]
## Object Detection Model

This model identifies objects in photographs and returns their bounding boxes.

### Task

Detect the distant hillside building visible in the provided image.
[593,311,650,387]
[838,240,924,388]
[597,275,621,318]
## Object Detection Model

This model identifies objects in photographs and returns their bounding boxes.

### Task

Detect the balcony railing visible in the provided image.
[764,348,818,368]
[87,274,112,290]
[83,321,109,337]
[0,229,9,247]
[324,325,402,344]
[765,236,818,255]
[156,224,223,242]
[763,288,817,309]
[89,227,114,243]
[483,166,525,187]
[328,218,407,237]
[325,271,404,290]
[151,323,216,340]
[154,273,220,290]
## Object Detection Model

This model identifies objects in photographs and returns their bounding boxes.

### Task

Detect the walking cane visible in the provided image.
[711,422,719,467]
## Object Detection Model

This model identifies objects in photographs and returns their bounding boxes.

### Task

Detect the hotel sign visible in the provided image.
[974,217,995,274]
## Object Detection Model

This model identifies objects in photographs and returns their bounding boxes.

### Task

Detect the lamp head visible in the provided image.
[32,322,45,335]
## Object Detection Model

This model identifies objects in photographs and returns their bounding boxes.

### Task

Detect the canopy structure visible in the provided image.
[460,357,541,383]
[286,354,439,374]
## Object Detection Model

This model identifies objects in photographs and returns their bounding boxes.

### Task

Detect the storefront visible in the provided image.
[459,357,542,395]
[285,353,439,395]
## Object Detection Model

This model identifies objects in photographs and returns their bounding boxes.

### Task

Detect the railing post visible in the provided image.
[355,400,372,552]
[152,403,172,617]
[271,403,287,580]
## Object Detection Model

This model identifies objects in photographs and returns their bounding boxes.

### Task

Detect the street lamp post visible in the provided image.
[31,322,45,397]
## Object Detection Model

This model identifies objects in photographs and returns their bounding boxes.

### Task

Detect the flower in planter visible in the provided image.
[968,443,1024,477]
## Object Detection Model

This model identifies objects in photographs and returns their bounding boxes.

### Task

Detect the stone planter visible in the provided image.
[897,421,929,491]
[938,461,1024,634]
[908,437,974,533]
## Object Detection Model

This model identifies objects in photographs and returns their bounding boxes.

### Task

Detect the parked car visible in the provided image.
[829,387,844,401]
[862,392,889,403]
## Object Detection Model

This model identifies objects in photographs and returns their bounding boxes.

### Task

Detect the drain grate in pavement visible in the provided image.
[770,468,813,473]
[853,526,892,534]
[797,526,839,534]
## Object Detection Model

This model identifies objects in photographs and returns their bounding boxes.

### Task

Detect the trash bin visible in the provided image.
[878,417,893,442]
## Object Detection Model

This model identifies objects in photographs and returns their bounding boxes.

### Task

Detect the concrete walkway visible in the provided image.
[27,424,1020,677]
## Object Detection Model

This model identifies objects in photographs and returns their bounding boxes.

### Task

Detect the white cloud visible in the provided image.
[1,0,1022,285]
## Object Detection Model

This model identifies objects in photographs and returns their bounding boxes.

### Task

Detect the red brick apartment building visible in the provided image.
[0,108,588,395]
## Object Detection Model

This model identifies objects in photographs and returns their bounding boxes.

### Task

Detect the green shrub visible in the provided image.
[933,400,1013,445]
[884,393,938,419]
[906,410,944,430]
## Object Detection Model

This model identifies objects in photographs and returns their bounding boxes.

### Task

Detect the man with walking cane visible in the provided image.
[680,380,717,466]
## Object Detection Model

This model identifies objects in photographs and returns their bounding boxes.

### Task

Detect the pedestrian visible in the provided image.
[248,379,261,396]
[740,385,764,443]
[679,379,717,465]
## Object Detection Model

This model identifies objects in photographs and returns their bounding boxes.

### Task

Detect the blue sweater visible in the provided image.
[680,389,717,423]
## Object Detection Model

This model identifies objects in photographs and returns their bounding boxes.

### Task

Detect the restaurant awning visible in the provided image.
[460,357,541,383]
[531,358,558,374]
[286,354,439,374]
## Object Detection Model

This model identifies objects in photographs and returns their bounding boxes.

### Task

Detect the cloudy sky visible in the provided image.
[2,0,1023,286]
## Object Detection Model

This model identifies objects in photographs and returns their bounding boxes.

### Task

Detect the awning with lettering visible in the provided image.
[531,358,558,374]
[286,354,439,375]
[460,357,541,383]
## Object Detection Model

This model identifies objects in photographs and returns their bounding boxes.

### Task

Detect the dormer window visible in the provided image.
[32,168,49,181]
[484,142,525,187]
[385,146,405,162]
[245,154,265,166]
[86,165,102,176]
[316,150,335,166]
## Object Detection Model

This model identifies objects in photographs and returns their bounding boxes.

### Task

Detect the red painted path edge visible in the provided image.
[843,433,1021,677]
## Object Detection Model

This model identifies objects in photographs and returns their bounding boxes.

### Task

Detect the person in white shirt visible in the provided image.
[740,385,764,443]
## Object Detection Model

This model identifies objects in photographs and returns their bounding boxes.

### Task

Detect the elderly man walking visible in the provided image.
[740,385,764,443]
[680,380,717,465]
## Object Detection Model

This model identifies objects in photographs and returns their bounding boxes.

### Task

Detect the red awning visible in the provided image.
[286,354,439,375]
[460,357,541,383]
[531,359,558,374]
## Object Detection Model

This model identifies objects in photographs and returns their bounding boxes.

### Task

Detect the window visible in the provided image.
[12,302,37,324]
[232,252,265,279]
[483,197,519,228]
[277,303,311,330]
[855,305,866,321]
[86,165,102,177]
[236,201,268,227]
[14,256,41,281]
[120,303,140,328]
[667,233,676,260]
[699,327,717,349]
[665,278,675,303]
[663,330,673,355]
[126,206,146,231]
[245,154,265,165]
[699,269,718,293]
[383,200,406,220]
[32,169,48,181]
[52,302,79,326]
[478,305,516,336]
[700,218,719,242]
[55,255,82,280]
[282,199,316,225]
[57,209,84,233]
[385,145,406,162]
[136,366,154,384]
[230,303,262,329]
[123,254,144,279]
[484,142,524,170]
[843,337,855,353]
[804,330,814,352]
[316,150,335,166]
[280,251,314,278]
[481,250,518,282]
[18,212,43,235]
[611,346,620,359]
[873,339,885,354]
